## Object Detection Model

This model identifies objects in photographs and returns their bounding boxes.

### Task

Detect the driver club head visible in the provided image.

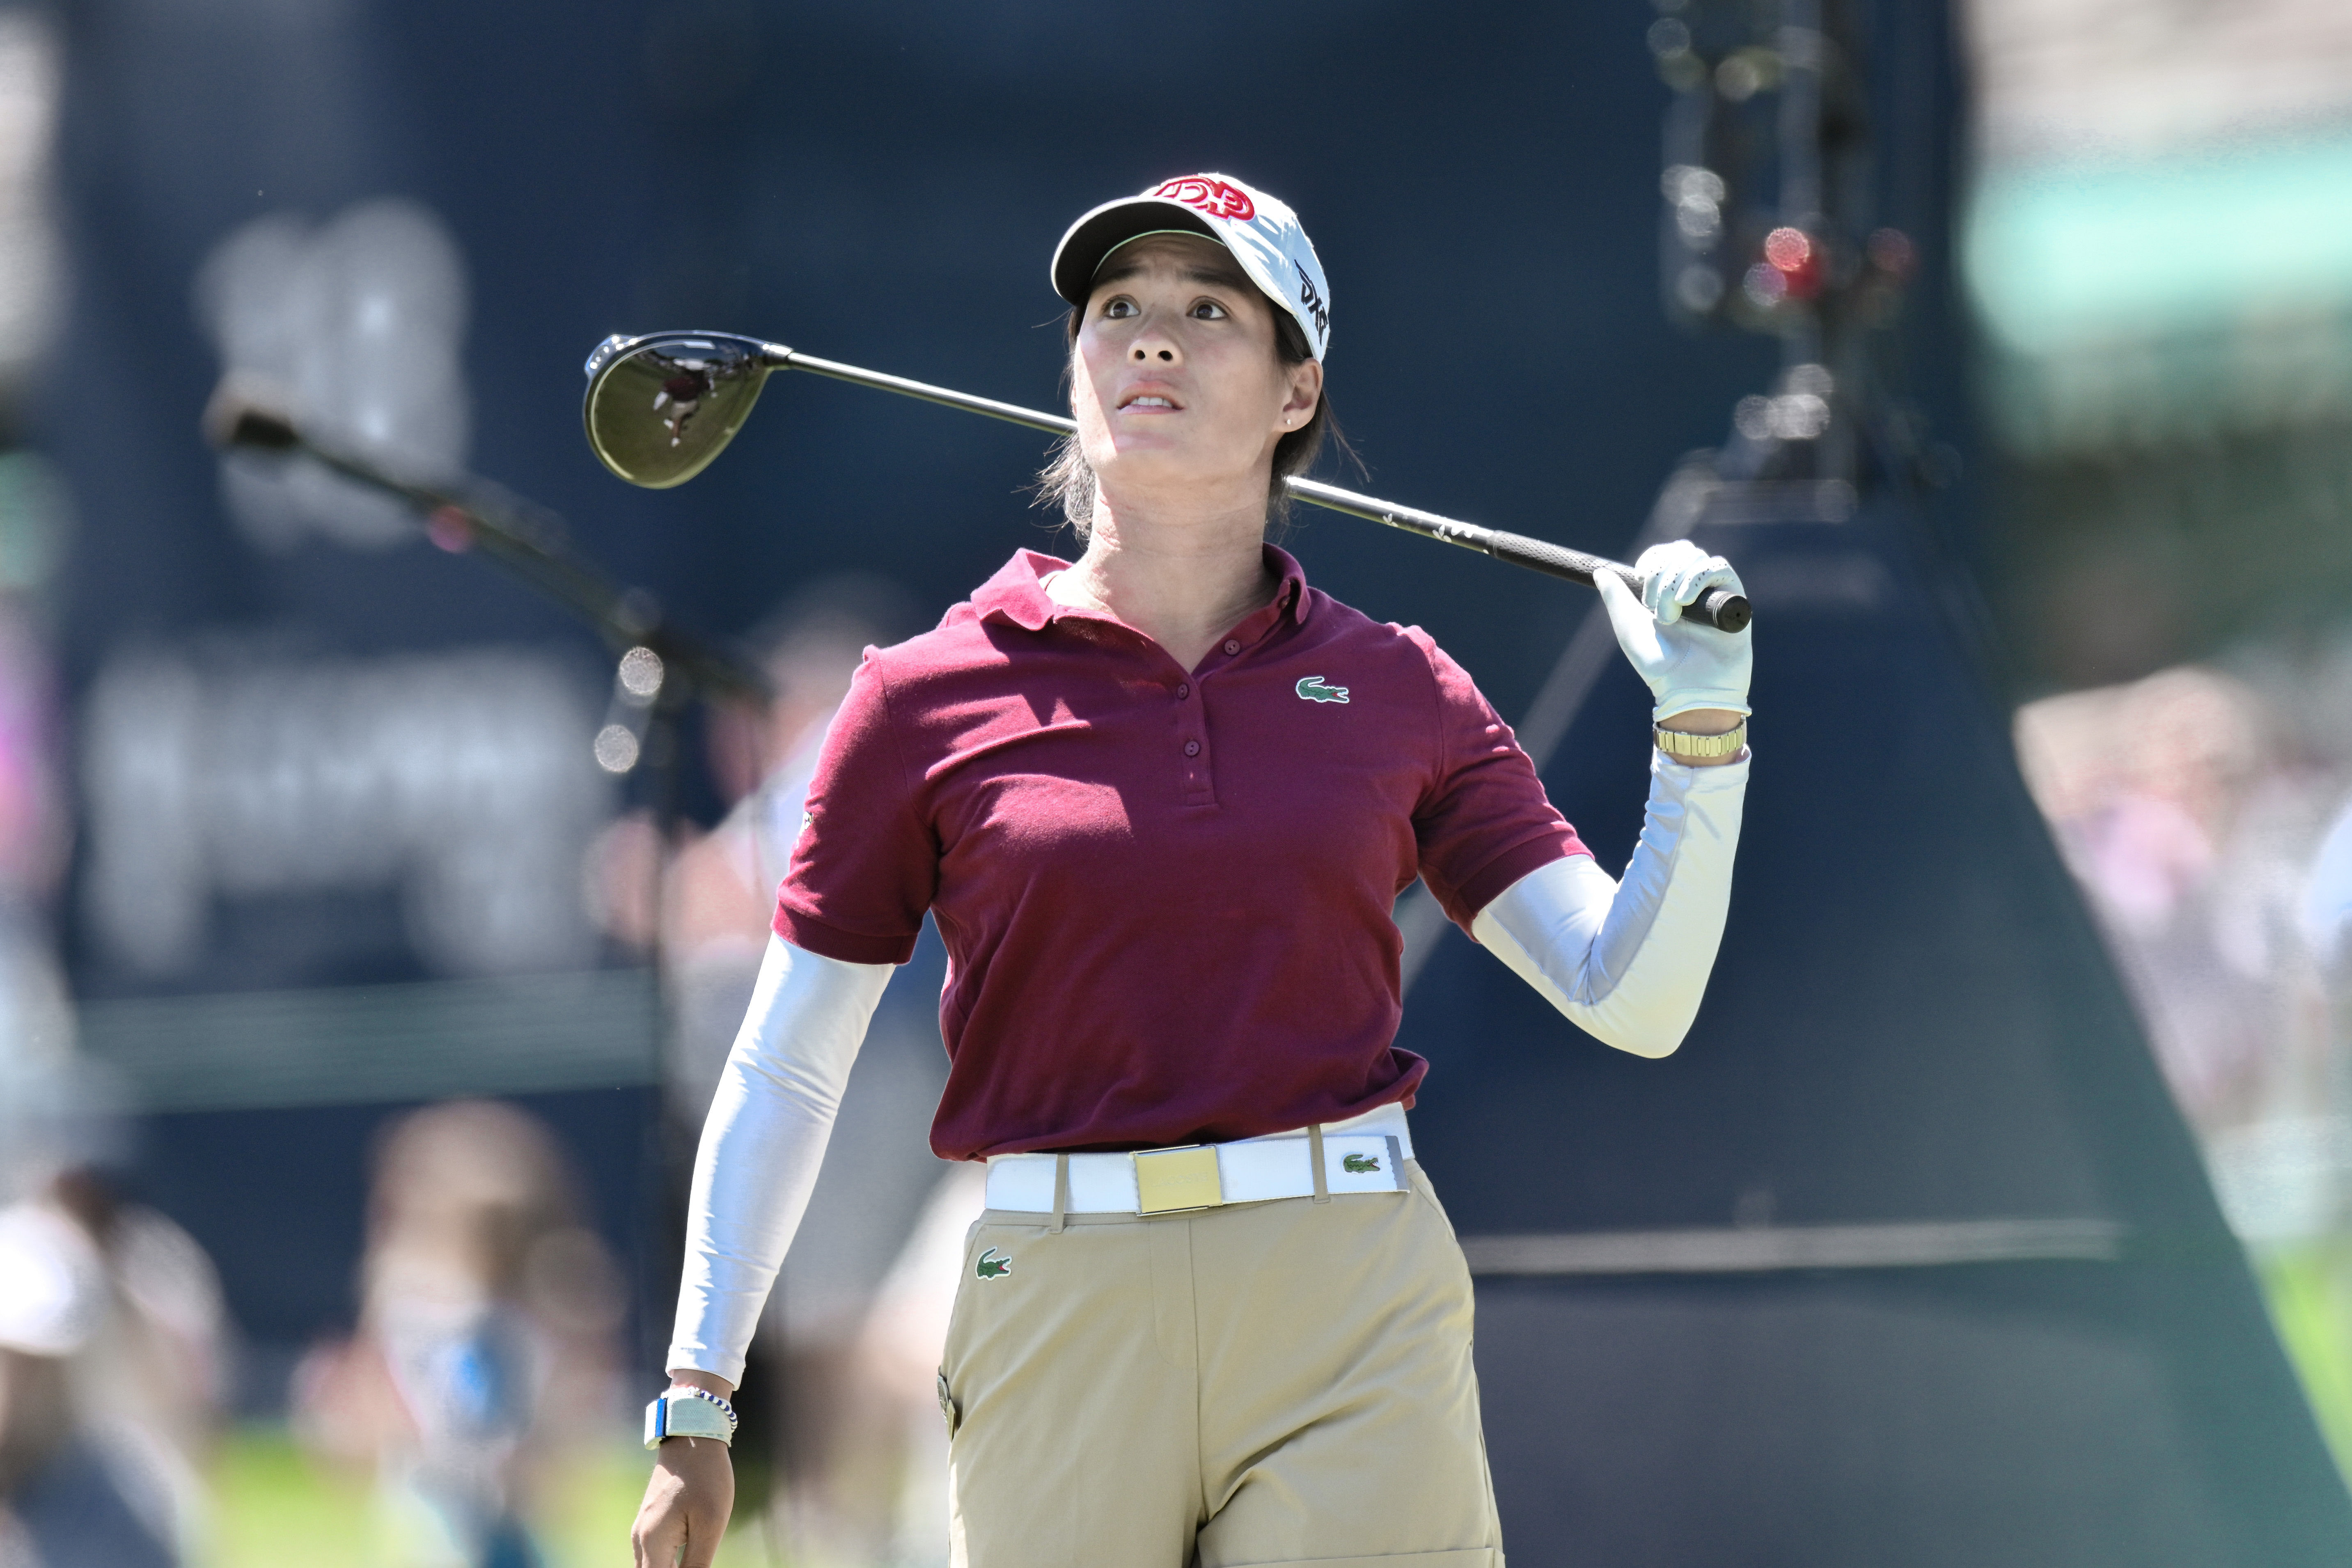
[582,330,788,488]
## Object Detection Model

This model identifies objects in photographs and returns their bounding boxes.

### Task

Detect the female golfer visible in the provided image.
[633,173,1750,1568]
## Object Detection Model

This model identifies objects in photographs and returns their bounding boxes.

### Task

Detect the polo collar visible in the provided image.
[973,544,1314,633]
[971,550,1066,632]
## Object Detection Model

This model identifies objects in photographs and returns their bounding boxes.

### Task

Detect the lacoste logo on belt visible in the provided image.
[1342,1153,1381,1174]
[975,1247,1013,1281]
[1295,676,1349,704]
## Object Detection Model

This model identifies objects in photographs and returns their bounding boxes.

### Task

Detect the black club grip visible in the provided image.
[1481,529,1751,634]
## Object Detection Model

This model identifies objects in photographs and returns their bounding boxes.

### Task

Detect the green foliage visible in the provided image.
[203,1428,768,1568]
[2257,1244,2352,1483]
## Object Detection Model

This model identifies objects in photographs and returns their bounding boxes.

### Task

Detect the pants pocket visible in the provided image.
[1405,1160,1452,1223]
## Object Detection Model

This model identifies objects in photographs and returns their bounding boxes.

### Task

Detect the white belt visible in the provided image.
[983,1103,1414,1216]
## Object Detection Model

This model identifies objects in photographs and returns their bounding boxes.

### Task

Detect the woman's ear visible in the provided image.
[1280,358,1323,430]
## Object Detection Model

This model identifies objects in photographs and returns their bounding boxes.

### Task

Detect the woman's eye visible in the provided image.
[1190,300,1228,320]
[1103,298,1137,319]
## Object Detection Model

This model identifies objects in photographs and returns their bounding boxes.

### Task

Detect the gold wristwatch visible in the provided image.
[1653,720,1747,761]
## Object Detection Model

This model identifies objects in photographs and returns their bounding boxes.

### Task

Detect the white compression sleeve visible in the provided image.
[1470,751,1748,1059]
[667,933,894,1384]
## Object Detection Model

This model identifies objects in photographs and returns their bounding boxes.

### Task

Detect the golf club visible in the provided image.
[580,330,1753,634]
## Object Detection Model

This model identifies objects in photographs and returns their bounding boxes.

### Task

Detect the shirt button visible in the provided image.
[1183,740,1201,757]
[1175,683,1190,699]
[1222,640,1241,656]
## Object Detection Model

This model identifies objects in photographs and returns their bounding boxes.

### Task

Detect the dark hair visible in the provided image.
[1036,303,1336,537]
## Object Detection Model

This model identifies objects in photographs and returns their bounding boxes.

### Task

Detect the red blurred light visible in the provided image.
[426,505,474,553]
[1760,227,1824,300]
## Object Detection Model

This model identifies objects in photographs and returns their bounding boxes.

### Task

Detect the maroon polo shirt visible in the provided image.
[773,545,1587,1160]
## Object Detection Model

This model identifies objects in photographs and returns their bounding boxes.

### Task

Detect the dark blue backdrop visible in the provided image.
[52,2,2350,1563]
[48,0,1816,756]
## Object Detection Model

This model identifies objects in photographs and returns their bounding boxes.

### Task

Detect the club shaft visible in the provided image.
[1288,478,1618,590]
[766,350,1750,632]
[775,350,1078,437]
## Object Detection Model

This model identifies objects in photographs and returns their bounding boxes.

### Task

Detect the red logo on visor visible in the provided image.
[1155,177,1256,222]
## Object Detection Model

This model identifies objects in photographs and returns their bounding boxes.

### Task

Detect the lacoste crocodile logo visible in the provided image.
[974,1247,1013,1281]
[1295,676,1349,704]
[1342,1153,1381,1174]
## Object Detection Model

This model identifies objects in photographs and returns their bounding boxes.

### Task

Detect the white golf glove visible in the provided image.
[1594,540,1752,721]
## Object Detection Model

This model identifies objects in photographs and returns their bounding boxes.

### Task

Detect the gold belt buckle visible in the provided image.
[1133,1145,1223,1215]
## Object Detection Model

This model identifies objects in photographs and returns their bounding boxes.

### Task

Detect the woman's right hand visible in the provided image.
[631,1375,738,1568]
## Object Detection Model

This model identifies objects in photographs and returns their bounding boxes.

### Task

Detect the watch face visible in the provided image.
[646,1392,735,1446]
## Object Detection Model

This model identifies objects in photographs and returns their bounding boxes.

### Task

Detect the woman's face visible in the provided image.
[1072,233,1321,504]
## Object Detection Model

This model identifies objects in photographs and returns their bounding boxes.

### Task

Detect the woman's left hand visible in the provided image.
[1595,540,1751,722]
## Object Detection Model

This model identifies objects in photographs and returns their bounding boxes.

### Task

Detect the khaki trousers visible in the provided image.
[940,1160,1504,1568]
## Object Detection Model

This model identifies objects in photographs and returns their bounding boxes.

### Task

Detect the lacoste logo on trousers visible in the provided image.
[1296,676,1349,704]
[975,1247,1013,1280]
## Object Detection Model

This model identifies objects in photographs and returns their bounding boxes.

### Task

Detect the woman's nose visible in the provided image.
[1128,315,1180,363]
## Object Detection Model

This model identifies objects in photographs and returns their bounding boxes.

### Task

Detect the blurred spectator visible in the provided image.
[2015,667,2289,1128]
[848,1160,986,1564]
[590,573,927,1115]
[291,1100,624,1568]
[0,1165,228,1568]
[2013,649,2352,1222]
[585,573,967,1563]
[2017,653,2352,1457]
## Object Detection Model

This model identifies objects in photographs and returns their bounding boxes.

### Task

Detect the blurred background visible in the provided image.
[4,0,2352,1564]
[1967,0,2352,1473]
